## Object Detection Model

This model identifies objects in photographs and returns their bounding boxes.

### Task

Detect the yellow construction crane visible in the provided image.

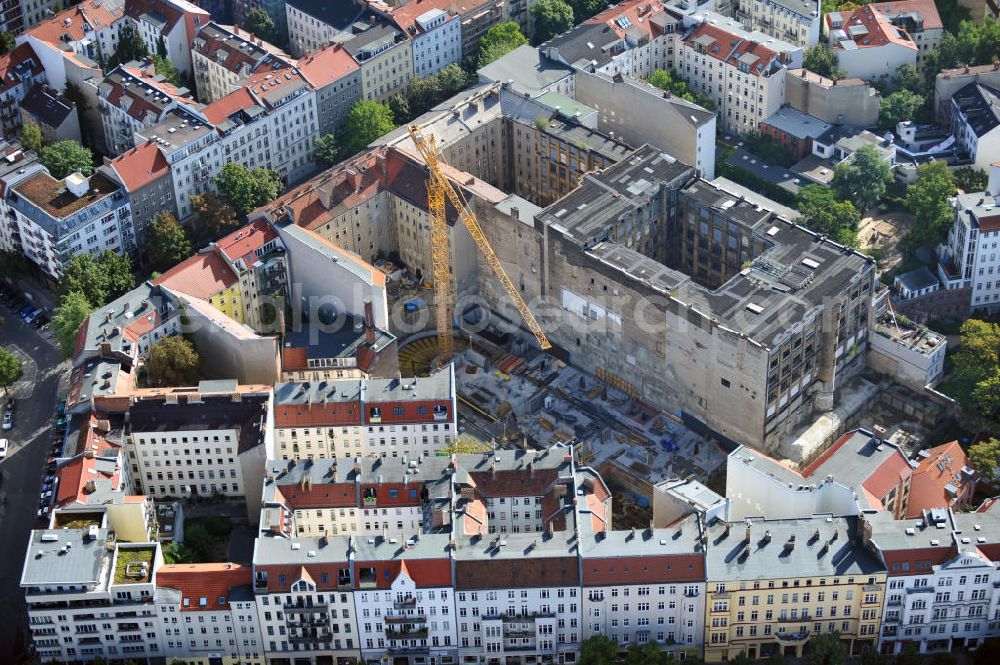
[407,123,551,361]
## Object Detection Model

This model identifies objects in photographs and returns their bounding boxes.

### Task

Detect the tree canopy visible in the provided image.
[478,22,528,68]
[531,0,574,44]
[0,348,22,397]
[53,290,93,358]
[405,64,476,117]
[343,100,396,156]
[646,69,716,110]
[878,89,924,131]
[802,44,843,78]
[189,193,240,248]
[146,213,193,274]
[0,30,15,56]
[151,54,183,87]
[833,145,892,212]
[388,93,411,124]
[244,8,278,44]
[20,122,43,154]
[970,438,1000,485]
[213,163,282,216]
[41,140,93,179]
[108,23,149,68]
[954,166,989,192]
[796,184,861,247]
[313,133,340,167]
[58,251,135,307]
[146,335,200,387]
[904,160,956,248]
[945,319,1000,420]
[807,631,848,665]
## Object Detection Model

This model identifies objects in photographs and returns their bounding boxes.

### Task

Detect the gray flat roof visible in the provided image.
[477,44,574,96]
[21,528,109,587]
[763,107,831,140]
[578,514,705,558]
[895,266,939,292]
[705,516,884,580]
[725,148,803,195]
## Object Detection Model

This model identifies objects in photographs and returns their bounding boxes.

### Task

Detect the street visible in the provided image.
[0,305,67,663]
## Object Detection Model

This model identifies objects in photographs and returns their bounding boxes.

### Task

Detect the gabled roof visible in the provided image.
[683,22,782,78]
[193,22,293,76]
[156,563,252,611]
[906,441,975,518]
[26,0,125,46]
[296,42,359,89]
[105,141,171,192]
[20,84,74,128]
[152,250,238,299]
[215,219,279,266]
[0,44,43,95]
[826,4,918,51]
[99,64,191,124]
[201,85,259,125]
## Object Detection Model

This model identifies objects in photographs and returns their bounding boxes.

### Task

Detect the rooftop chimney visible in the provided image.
[65,172,90,198]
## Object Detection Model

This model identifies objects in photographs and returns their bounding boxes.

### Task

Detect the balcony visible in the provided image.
[907,587,934,595]
[289,632,333,643]
[777,615,810,623]
[284,602,328,613]
[775,630,810,643]
[394,596,417,609]
[385,614,426,624]
[386,627,428,639]
[684,589,700,598]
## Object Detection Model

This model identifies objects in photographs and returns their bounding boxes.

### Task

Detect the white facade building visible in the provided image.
[733,0,822,48]
[409,8,462,78]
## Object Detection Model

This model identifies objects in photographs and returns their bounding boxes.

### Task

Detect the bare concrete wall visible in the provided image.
[785,69,880,126]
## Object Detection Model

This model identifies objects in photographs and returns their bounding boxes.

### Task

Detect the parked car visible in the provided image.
[25,308,44,324]
[0,438,7,458]
[32,315,49,329]
[17,304,33,317]
[39,489,52,503]
[37,506,49,519]
[2,410,12,430]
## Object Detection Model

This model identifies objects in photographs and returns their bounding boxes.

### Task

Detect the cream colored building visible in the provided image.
[191,22,294,104]
[344,25,414,104]
[733,0,822,48]
[703,516,886,662]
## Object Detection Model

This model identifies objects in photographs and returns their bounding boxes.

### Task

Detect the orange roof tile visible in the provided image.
[684,22,783,77]
[107,141,170,192]
[0,44,43,95]
[27,0,124,45]
[296,42,359,88]
[872,0,942,31]
[156,563,252,611]
[587,0,666,40]
[216,219,278,265]
[906,441,975,518]
[201,86,258,125]
[826,4,919,51]
[152,251,238,299]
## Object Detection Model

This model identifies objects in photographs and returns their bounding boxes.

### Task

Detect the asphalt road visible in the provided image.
[0,306,67,664]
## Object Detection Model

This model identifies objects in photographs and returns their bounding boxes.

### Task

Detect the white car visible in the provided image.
[0,438,7,458]
[1,411,11,430]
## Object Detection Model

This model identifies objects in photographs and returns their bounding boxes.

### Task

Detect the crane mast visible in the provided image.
[407,123,552,362]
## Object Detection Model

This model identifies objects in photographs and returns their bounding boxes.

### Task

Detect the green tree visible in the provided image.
[213,162,282,216]
[796,184,861,247]
[948,319,1000,418]
[162,541,195,564]
[313,133,340,167]
[406,75,443,116]
[879,89,924,131]
[954,166,989,192]
[58,251,135,307]
[972,373,1000,421]
[0,249,26,282]
[52,290,93,358]
[860,646,887,665]
[579,635,618,665]
[905,159,956,247]
[647,69,696,103]
[343,100,396,156]
[894,63,923,94]
[437,63,473,96]
[244,8,277,43]
[567,0,608,22]
[808,631,848,665]
[833,144,892,213]
[108,23,149,68]
[0,348,22,397]
[189,193,240,247]
[146,335,199,387]
[40,140,93,179]
[531,0,574,44]
[803,44,842,78]
[151,54,183,87]
[388,93,411,124]
[895,643,922,665]
[478,21,528,68]
[156,35,167,58]
[20,121,43,154]
[0,30,14,56]
[146,213,193,273]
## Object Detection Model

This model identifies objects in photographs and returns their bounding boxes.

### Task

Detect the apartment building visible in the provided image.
[579,515,707,658]
[0,43,45,139]
[124,383,273,504]
[369,0,462,78]
[344,25,413,104]
[703,516,886,662]
[94,64,195,157]
[271,366,456,460]
[152,249,244,323]
[732,0,821,47]
[284,0,366,57]
[6,168,135,282]
[543,0,676,81]
[726,429,914,520]
[155,563,265,665]
[864,506,1000,655]
[824,5,918,82]
[937,164,1000,315]
[21,528,164,663]
[907,441,977,518]
[296,43,362,136]
[677,14,802,134]
[251,536,361,664]
[212,219,288,333]
[20,83,81,144]
[948,82,1000,173]
[192,22,294,103]
[97,140,177,241]
[137,67,318,219]
[122,0,210,78]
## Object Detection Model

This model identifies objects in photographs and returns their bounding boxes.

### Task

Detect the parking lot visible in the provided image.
[0,283,68,663]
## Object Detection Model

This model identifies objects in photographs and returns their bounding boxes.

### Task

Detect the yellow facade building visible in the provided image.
[152,250,243,323]
[704,516,887,662]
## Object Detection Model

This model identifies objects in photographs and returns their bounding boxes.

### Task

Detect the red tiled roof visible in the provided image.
[107,141,170,192]
[0,44,43,95]
[906,441,975,518]
[280,483,356,509]
[216,219,278,265]
[201,86,258,125]
[281,346,309,372]
[156,563,252,611]
[27,0,124,45]
[274,402,361,427]
[979,214,1000,233]
[455,557,580,590]
[582,553,705,585]
[684,22,782,77]
[861,452,912,502]
[297,42,359,88]
[872,0,942,31]
[152,251,238,299]
[826,4,918,51]
[469,469,559,498]
[353,558,453,589]
[882,546,955,575]
[587,0,666,40]
[257,563,348,592]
